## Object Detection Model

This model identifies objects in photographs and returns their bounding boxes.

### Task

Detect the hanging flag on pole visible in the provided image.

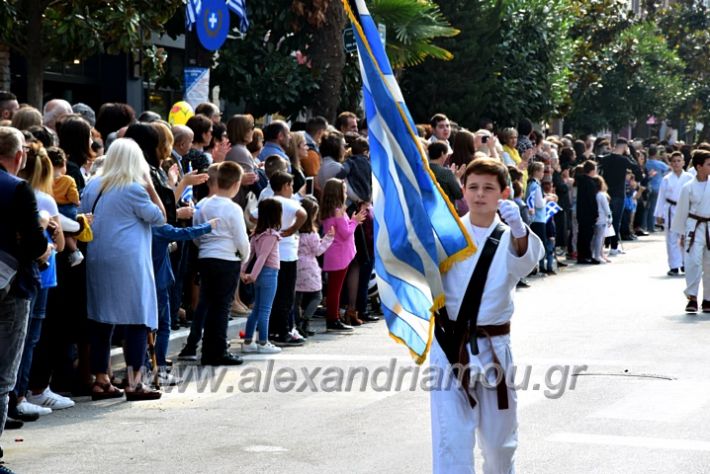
[185,0,249,34]
[343,0,475,364]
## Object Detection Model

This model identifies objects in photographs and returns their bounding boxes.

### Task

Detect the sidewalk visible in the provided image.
[109,315,248,368]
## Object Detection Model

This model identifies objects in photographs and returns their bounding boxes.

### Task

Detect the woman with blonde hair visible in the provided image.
[80,138,166,401]
[11,106,43,131]
[285,131,307,194]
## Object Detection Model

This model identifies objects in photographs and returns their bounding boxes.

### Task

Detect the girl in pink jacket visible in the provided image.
[320,179,367,331]
[240,199,283,354]
[295,197,334,337]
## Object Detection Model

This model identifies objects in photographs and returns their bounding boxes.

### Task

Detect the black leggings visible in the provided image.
[89,320,148,374]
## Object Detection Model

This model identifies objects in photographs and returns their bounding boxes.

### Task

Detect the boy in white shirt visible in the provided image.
[431,158,544,473]
[655,151,693,276]
[193,161,250,365]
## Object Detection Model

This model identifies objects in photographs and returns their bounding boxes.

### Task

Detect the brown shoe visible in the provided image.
[125,384,162,401]
[345,308,363,326]
[686,298,699,314]
[702,300,710,313]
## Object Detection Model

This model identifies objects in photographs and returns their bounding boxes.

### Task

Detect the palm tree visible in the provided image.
[368,0,459,70]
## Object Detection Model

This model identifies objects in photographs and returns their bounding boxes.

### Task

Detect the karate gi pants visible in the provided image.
[684,223,710,299]
[430,335,517,474]
[666,228,684,271]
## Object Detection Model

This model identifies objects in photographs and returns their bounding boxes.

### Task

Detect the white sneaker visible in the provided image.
[257,341,282,354]
[158,371,182,386]
[289,328,305,341]
[68,249,84,267]
[16,399,52,416]
[26,387,75,410]
[242,341,258,353]
[608,249,620,256]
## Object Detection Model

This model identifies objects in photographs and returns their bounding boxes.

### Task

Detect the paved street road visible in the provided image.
[6,234,710,473]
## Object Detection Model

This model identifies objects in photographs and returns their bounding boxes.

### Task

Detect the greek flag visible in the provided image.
[185,0,249,33]
[181,184,194,204]
[546,201,562,222]
[226,0,250,33]
[344,0,475,364]
[526,190,535,210]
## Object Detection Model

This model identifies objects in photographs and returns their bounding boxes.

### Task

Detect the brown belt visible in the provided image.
[435,319,512,410]
[476,323,511,410]
[687,213,710,252]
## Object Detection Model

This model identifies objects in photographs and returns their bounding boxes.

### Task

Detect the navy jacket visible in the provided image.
[0,164,48,298]
[151,222,212,289]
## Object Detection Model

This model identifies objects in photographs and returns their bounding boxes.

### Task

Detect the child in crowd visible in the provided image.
[47,146,84,267]
[320,178,367,331]
[295,196,334,337]
[151,217,217,382]
[192,161,250,366]
[527,161,551,273]
[241,198,283,354]
[257,155,290,202]
[592,176,612,263]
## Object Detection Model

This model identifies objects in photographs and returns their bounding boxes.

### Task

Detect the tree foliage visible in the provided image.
[0,0,182,107]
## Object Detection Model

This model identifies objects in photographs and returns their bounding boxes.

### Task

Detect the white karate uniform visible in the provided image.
[672,179,710,298]
[431,214,544,474]
[655,171,693,270]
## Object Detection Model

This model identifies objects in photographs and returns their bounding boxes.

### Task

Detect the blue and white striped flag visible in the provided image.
[186,0,249,33]
[345,0,475,364]
[545,201,562,222]
[526,190,535,211]
[181,184,194,204]
[226,0,250,33]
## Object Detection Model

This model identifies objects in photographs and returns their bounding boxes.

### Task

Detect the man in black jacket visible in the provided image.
[598,138,642,254]
[0,126,50,465]
[576,160,600,263]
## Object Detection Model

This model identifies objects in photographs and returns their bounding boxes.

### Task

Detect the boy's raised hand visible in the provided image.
[498,199,527,238]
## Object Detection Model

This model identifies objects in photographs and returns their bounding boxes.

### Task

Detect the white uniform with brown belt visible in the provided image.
[672,178,710,299]
[431,208,543,474]
[655,170,693,271]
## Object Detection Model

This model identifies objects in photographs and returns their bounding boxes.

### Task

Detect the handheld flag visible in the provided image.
[344,0,475,364]
[545,201,562,222]
[526,190,535,211]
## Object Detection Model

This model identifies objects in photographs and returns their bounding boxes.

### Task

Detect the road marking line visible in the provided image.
[548,432,710,452]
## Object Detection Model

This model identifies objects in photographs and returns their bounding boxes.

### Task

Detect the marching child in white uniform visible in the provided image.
[671,149,710,313]
[655,151,692,276]
[431,158,544,473]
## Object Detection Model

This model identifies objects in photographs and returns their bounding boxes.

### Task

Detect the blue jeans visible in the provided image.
[0,295,31,439]
[156,287,171,367]
[245,267,278,343]
[646,188,659,232]
[13,288,48,398]
[609,196,625,250]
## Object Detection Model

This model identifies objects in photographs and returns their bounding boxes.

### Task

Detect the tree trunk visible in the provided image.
[308,0,346,123]
[26,0,44,108]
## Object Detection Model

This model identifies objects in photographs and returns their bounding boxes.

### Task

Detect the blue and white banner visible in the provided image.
[344,0,475,364]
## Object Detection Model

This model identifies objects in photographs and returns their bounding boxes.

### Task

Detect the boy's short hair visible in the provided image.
[270,171,293,192]
[691,149,710,169]
[264,154,288,179]
[216,161,243,190]
[527,161,544,176]
[582,160,597,174]
[206,162,220,185]
[462,158,509,190]
[46,146,66,167]
[428,141,448,161]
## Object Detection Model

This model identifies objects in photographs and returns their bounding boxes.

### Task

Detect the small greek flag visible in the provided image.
[545,201,562,222]
[181,185,194,204]
[526,191,535,210]
[186,0,249,33]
